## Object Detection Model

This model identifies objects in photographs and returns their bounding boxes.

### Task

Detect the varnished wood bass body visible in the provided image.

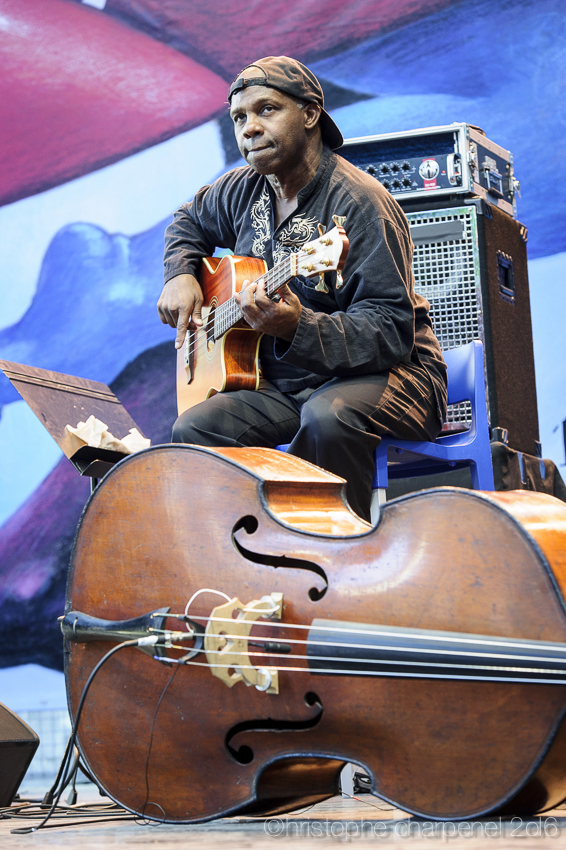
[176,224,349,415]
[65,446,566,822]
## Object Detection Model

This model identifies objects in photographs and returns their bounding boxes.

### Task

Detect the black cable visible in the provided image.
[66,749,79,805]
[40,733,75,807]
[3,800,131,822]
[138,665,179,822]
[52,746,80,806]
[11,638,141,835]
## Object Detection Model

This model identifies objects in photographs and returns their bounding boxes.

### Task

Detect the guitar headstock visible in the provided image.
[294,225,349,279]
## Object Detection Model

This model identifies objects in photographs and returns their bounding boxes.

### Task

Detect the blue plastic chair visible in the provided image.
[276,341,494,524]
[372,340,495,493]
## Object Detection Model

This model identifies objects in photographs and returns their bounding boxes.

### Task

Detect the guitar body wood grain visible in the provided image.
[176,255,267,417]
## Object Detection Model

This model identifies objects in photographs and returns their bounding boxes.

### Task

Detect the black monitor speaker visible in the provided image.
[0,702,39,805]
[402,198,539,455]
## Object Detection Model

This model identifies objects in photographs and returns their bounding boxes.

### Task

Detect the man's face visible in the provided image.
[229,85,318,176]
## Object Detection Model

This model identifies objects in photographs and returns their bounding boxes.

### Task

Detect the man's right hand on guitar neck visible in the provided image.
[157,274,204,349]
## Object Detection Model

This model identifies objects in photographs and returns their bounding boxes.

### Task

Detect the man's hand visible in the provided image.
[235,279,302,342]
[157,274,204,349]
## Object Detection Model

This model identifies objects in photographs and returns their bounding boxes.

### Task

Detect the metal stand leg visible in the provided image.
[370,488,387,526]
[340,763,355,797]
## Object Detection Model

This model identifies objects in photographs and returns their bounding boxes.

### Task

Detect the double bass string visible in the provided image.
[156,641,566,677]
[152,612,566,679]
[153,656,566,683]
[153,622,566,666]
[163,611,566,659]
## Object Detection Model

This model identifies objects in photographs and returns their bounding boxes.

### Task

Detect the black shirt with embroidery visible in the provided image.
[163,147,447,416]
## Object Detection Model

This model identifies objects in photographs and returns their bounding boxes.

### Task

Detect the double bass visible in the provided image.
[62,444,566,822]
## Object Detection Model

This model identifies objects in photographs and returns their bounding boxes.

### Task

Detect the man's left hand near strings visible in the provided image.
[236,278,302,342]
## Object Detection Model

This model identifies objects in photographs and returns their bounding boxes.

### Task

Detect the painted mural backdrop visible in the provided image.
[0,0,565,670]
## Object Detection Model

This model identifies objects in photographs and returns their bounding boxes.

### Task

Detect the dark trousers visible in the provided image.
[172,362,442,522]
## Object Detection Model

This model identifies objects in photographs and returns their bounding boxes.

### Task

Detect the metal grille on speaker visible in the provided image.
[408,206,481,427]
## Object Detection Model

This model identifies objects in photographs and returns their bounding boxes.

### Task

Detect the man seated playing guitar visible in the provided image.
[157,55,447,523]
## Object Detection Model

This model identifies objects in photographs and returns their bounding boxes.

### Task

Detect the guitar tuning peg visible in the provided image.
[317,223,327,236]
[332,215,347,228]
[336,270,344,289]
[315,274,329,293]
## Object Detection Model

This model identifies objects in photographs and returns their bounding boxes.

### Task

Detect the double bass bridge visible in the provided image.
[204,593,283,694]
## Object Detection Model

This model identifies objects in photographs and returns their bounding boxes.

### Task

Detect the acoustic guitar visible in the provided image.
[176,225,349,415]
[62,445,566,822]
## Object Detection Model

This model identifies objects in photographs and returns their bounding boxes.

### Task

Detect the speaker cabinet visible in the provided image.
[403,199,539,455]
[0,702,39,805]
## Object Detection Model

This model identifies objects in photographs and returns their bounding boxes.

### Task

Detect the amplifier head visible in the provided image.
[340,123,518,218]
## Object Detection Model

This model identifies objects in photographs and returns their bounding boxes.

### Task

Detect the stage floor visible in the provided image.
[3,789,566,849]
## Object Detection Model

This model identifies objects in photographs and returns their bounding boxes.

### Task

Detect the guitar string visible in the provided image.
[181,232,343,360]
[181,255,295,362]
[184,258,293,357]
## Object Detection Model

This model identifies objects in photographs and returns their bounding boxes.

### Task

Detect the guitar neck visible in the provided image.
[214,255,295,340]
[211,224,348,340]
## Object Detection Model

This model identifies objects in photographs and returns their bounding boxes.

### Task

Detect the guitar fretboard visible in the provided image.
[213,255,295,339]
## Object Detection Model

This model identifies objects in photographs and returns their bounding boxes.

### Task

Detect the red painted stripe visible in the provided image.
[0,0,229,206]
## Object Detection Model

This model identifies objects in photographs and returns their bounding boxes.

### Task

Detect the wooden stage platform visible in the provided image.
[3,790,566,849]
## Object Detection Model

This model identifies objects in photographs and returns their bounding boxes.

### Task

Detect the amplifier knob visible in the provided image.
[380,165,390,175]
[366,165,376,175]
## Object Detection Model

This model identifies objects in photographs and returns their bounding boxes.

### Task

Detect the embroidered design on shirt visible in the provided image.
[273,215,318,265]
[250,187,271,257]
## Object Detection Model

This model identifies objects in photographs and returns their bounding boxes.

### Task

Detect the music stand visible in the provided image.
[0,360,147,486]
